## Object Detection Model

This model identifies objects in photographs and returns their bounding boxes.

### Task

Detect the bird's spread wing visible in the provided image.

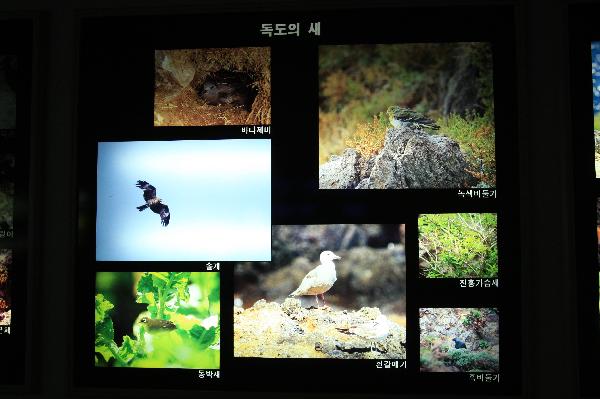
[136,180,157,201]
[159,205,170,226]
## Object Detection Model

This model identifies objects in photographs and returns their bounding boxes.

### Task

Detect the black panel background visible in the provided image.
[0,18,35,389]
[571,5,600,397]
[73,7,521,396]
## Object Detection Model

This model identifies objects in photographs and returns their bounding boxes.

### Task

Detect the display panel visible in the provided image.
[234,224,406,360]
[95,271,220,369]
[75,6,520,395]
[0,19,33,389]
[154,48,271,126]
[419,307,499,373]
[96,140,271,261]
[418,213,498,278]
[318,42,495,190]
[570,7,600,395]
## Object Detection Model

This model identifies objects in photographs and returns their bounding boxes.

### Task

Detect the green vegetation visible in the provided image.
[437,111,495,186]
[419,213,498,278]
[594,113,600,130]
[95,272,220,369]
[448,348,499,372]
[319,43,495,184]
[463,309,487,333]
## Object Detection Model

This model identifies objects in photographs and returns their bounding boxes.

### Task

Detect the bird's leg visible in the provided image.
[320,294,327,307]
[314,295,320,307]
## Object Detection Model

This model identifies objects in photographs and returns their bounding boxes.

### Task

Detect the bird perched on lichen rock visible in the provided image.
[387,106,440,131]
[289,250,341,307]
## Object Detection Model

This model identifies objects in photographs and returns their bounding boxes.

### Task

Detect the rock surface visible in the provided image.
[318,149,361,189]
[319,126,478,189]
[234,298,406,359]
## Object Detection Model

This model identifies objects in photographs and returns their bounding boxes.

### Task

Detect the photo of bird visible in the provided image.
[139,317,177,332]
[135,180,171,226]
[289,250,341,307]
[386,105,440,131]
[452,337,467,349]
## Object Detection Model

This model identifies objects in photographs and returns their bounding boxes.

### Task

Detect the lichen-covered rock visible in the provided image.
[318,149,361,189]
[234,298,406,359]
[319,126,478,189]
[367,127,478,189]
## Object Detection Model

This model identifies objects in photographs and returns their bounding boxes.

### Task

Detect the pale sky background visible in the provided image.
[96,140,271,261]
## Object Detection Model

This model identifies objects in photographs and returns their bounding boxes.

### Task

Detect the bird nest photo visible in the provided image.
[318,42,495,189]
[95,271,220,369]
[154,48,271,126]
[234,224,406,360]
[0,55,16,130]
[96,139,271,261]
[418,213,498,278]
[420,308,499,372]
[0,249,11,328]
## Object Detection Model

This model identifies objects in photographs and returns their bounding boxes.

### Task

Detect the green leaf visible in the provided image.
[136,274,155,303]
[96,314,115,343]
[118,335,140,364]
[95,342,114,363]
[95,294,114,326]
[189,325,217,349]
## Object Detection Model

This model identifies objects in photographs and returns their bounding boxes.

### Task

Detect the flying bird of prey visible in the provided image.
[135,180,170,226]
[387,105,440,131]
[290,250,341,307]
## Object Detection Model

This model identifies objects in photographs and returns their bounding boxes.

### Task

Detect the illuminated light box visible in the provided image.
[318,42,495,190]
[418,213,498,279]
[154,48,271,127]
[0,249,10,334]
[96,139,271,261]
[420,307,499,373]
[234,224,406,360]
[95,271,220,369]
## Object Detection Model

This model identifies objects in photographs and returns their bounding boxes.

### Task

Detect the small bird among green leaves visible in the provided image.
[387,106,440,131]
[139,317,177,332]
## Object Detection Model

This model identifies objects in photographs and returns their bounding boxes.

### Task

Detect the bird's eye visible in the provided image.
[140,317,147,323]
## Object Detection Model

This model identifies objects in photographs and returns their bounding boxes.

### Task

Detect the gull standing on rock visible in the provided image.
[289,250,341,307]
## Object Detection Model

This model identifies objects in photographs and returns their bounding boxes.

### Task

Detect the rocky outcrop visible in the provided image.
[318,149,362,189]
[234,298,406,359]
[319,126,478,189]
